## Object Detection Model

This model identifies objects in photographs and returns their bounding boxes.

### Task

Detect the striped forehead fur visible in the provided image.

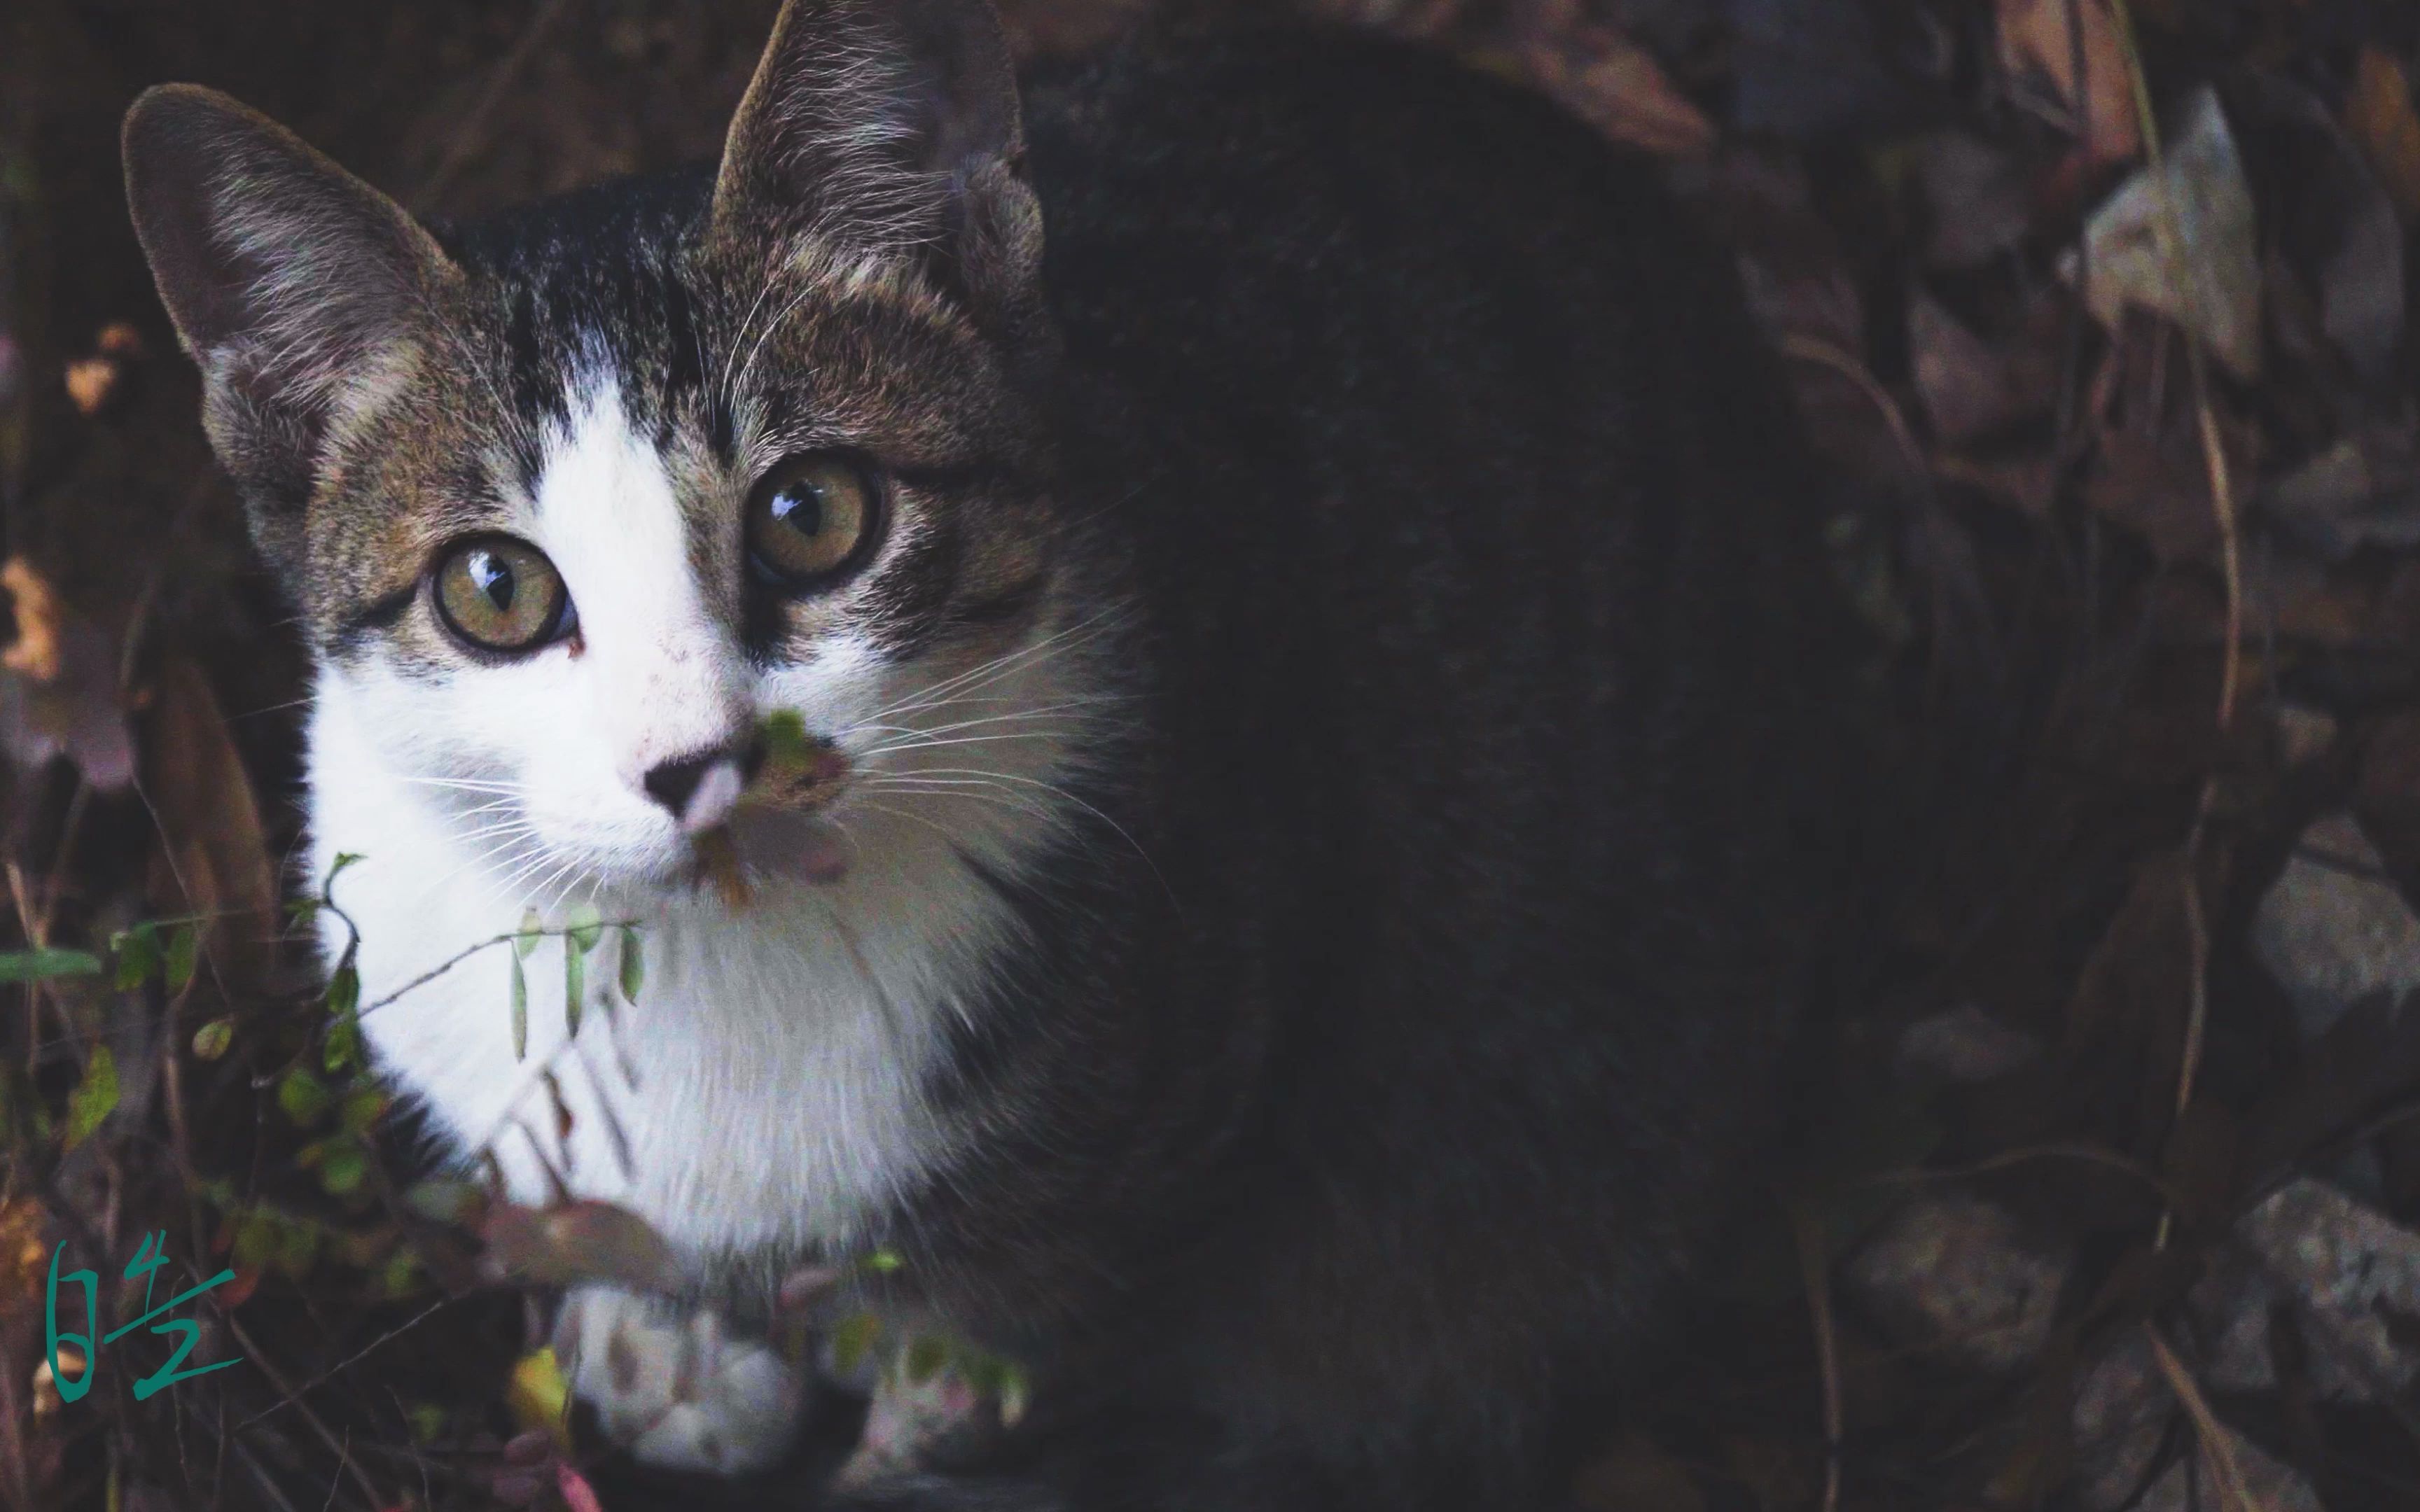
[286,167,1036,666]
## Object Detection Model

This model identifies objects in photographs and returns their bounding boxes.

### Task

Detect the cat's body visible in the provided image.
[127,7,1845,1508]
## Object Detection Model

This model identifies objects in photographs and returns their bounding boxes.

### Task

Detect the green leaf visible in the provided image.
[232,1210,281,1271]
[162,924,199,994]
[321,964,363,1071]
[326,852,366,888]
[111,923,160,990]
[564,944,585,1039]
[0,947,102,985]
[319,1142,368,1197]
[406,1401,447,1443]
[275,1217,321,1278]
[191,1018,235,1061]
[618,927,645,1002]
[510,951,529,1060]
[829,1311,882,1375]
[515,909,544,960]
[64,1046,118,1149]
[863,1247,905,1275]
[338,1087,387,1135]
[286,897,321,925]
[904,1333,949,1385]
[278,1067,333,1127]
[760,708,812,765]
[566,902,603,956]
[323,1015,363,1074]
[379,1247,422,1300]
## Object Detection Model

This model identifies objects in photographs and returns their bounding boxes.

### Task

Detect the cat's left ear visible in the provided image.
[711,0,1042,332]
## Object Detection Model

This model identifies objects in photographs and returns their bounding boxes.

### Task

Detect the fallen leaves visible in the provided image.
[1513,0,1713,160]
[140,656,279,989]
[0,556,135,788]
[1996,0,2142,167]
[2347,48,2420,223]
[2081,88,2263,382]
[478,1199,679,1293]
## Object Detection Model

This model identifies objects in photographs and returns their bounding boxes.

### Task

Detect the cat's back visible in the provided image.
[1013,29,1849,1446]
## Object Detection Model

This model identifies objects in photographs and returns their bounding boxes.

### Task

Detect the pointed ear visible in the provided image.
[711,0,1042,330]
[123,84,458,575]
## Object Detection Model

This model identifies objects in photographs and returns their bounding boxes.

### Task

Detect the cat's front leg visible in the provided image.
[552,1284,807,1476]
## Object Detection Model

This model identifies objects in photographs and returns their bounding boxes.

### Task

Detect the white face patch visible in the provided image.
[303,366,1117,1259]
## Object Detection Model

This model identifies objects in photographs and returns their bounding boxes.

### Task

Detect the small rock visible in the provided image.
[2071,1332,2174,1511]
[2218,1177,2420,1401]
[2251,813,2420,1041]
[1844,1192,2071,1373]
[2136,1424,2325,1512]
[1895,1002,2044,1085]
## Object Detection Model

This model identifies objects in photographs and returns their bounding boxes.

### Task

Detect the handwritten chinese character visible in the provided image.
[44,1231,240,1401]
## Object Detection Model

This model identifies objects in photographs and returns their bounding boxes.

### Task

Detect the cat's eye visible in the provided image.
[431,536,574,654]
[746,454,878,588]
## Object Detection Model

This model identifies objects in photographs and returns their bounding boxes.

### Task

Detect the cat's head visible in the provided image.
[123,0,1107,898]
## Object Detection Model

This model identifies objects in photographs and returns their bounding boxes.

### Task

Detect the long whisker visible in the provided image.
[870,764,1167,897]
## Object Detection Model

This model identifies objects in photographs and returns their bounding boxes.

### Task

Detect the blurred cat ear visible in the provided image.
[122,85,457,572]
[712,0,1043,328]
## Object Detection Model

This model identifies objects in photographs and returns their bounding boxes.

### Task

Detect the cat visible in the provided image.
[123,1,1850,1506]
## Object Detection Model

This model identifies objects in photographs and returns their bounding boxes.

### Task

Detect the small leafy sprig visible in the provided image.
[2,914,208,1152]
[295,853,644,1065]
[505,904,645,1060]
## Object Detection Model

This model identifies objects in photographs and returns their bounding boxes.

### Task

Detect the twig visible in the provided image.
[222,1315,387,1511]
[2143,1324,2258,1512]
[2104,0,2243,1255]
[234,1296,454,1432]
[1776,332,1929,484]
[358,919,635,1021]
[1861,1140,2185,1210]
[1791,1204,1843,1512]
[410,0,578,213]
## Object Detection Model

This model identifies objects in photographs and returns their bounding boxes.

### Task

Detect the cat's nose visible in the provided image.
[644,743,759,834]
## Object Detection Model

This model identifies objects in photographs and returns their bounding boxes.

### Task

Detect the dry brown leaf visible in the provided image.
[1910,293,2058,446]
[141,656,279,988]
[1996,0,2141,167]
[62,356,119,417]
[482,1200,679,1292]
[2348,48,2420,224]
[1,556,136,788]
[2081,89,2262,382]
[1,556,62,681]
[1517,0,1713,160]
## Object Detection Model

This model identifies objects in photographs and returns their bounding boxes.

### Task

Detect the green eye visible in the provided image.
[432,536,573,652]
[746,454,877,587]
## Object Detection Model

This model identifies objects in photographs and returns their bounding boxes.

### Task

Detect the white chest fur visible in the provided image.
[307,676,1031,1258]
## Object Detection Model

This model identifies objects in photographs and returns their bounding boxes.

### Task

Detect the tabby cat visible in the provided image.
[123,1,1847,1506]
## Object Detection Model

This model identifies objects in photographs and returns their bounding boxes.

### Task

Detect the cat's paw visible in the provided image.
[554,1285,806,1476]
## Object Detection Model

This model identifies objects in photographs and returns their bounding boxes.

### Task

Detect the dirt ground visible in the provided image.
[7,0,2420,1508]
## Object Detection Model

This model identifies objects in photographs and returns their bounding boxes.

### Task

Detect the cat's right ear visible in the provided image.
[122,85,458,575]
[711,0,1043,340]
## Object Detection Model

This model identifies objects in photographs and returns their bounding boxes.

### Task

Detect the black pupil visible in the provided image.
[770,482,824,538]
[468,550,515,612]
